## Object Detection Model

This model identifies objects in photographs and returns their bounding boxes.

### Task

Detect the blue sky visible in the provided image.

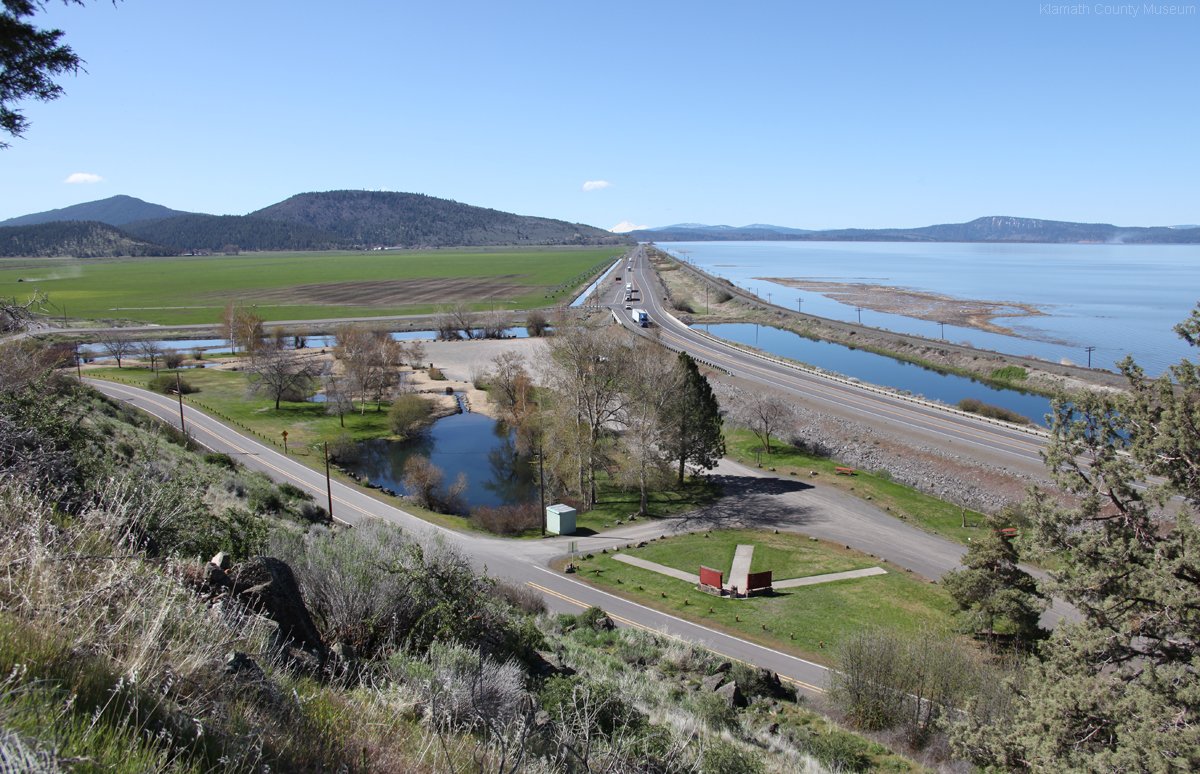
[3,0,1197,229]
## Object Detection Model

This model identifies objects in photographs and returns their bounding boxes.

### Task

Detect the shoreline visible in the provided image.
[758,277,1054,340]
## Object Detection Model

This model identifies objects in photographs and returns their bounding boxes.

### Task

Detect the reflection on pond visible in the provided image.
[342,408,537,510]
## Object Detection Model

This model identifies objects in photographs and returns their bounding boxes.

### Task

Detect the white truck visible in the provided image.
[630,308,650,327]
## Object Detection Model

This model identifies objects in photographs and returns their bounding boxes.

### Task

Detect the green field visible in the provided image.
[0,246,623,325]
[572,529,958,663]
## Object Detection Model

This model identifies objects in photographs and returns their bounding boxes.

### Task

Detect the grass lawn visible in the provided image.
[1,246,623,325]
[571,529,958,663]
[86,364,393,452]
[568,477,723,536]
[724,428,989,545]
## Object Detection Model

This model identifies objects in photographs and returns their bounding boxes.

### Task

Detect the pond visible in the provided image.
[341,402,538,511]
[694,322,1053,426]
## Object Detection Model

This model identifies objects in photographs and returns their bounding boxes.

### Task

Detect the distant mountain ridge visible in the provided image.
[0,190,628,256]
[632,215,1200,244]
[0,195,192,228]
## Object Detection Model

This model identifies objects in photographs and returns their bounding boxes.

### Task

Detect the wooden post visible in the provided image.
[281,430,288,455]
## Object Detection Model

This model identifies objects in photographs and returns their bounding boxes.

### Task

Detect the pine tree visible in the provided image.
[941,514,1045,647]
[666,353,724,485]
[954,308,1200,770]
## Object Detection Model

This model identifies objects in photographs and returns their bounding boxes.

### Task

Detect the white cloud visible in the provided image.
[610,220,648,233]
[582,179,611,192]
[64,172,103,184]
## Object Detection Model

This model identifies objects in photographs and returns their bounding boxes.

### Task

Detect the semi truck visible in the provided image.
[630,308,649,327]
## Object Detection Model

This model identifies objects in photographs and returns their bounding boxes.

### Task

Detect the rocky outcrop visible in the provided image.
[228,556,326,655]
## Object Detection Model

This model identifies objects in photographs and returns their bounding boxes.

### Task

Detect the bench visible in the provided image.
[835,467,856,476]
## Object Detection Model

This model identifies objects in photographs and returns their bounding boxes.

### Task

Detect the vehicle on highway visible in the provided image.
[624,304,633,310]
[630,308,650,327]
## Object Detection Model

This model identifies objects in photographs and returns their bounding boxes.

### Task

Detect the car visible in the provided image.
[624,304,633,310]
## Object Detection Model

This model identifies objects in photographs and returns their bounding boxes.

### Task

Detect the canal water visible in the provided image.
[695,322,1053,425]
[341,405,537,510]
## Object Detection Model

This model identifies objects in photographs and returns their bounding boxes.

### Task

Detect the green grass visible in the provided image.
[2,246,623,325]
[567,476,723,536]
[88,365,393,452]
[725,428,988,545]
[572,529,957,663]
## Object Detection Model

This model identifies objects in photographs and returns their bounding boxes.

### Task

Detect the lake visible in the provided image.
[663,241,1200,375]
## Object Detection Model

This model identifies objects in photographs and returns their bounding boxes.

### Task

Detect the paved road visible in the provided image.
[614,245,1051,479]
[88,378,838,695]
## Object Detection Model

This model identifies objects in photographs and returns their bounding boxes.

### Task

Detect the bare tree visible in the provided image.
[136,339,162,373]
[736,392,795,454]
[542,324,631,508]
[335,324,402,411]
[479,309,510,339]
[99,331,134,368]
[323,375,355,428]
[617,341,683,515]
[247,347,322,410]
[525,308,549,337]
[450,303,479,339]
[485,350,529,415]
[0,290,49,333]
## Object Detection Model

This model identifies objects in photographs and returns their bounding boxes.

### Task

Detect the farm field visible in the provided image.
[0,246,624,325]
[570,529,958,663]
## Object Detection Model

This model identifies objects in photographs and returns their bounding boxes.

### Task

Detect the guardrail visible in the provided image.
[655,305,1049,439]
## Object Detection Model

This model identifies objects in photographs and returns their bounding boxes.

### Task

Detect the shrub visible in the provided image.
[990,365,1028,382]
[469,502,541,535]
[525,309,549,337]
[427,366,447,381]
[162,350,184,369]
[278,482,310,500]
[204,452,236,470]
[805,731,873,772]
[713,289,734,304]
[956,398,1030,425]
[671,297,695,313]
[148,374,196,395]
[493,580,547,615]
[327,432,359,464]
[296,501,329,524]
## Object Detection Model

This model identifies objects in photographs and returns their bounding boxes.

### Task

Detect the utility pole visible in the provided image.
[175,372,186,436]
[939,321,945,340]
[1085,346,1096,368]
[537,445,546,537]
[797,297,802,313]
[855,306,863,324]
[705,285,709,314]
[324,441,334,520]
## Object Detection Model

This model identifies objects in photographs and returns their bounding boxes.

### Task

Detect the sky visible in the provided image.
[3,0,1197,230]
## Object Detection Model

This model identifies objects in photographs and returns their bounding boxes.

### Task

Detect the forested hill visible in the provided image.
[0,221,178,258]
[123,214,344,252]
[632,216,1200,244]
[0,195,191,228]
[0,190,628,254]
[251,190,628,247]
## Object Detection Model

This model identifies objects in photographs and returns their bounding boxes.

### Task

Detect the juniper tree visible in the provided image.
[954,307,1200,770]
[665,353,724,485]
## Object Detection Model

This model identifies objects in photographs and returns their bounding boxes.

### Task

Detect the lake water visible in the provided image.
[663,241,1200,375]
[341,407,537,511]
[695,322,1052,425]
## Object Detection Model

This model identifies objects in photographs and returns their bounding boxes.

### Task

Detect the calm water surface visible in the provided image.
[695,322,1052,425]
[665,241,1200,375]
[342,407,536,510]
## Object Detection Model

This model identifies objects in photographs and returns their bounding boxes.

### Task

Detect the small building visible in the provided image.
[545,503,577,535]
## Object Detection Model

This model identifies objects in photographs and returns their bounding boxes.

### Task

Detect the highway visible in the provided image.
[613,245,1051,477]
